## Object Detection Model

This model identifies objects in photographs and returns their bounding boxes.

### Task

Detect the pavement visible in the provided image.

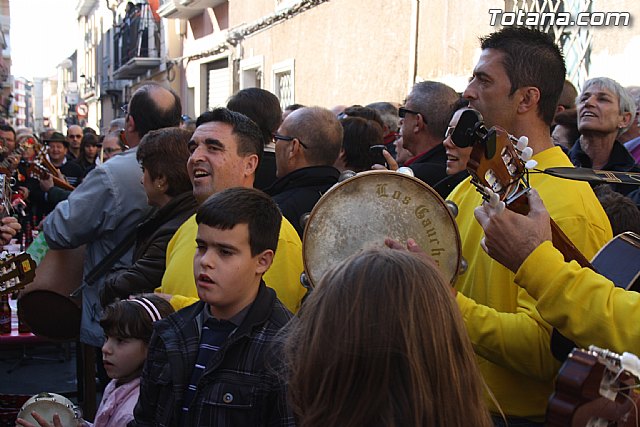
[0,341,79,426]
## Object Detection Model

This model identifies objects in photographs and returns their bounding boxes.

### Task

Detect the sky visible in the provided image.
[10,0,78,79]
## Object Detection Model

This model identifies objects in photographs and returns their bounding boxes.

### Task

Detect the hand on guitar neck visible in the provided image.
[474,189,552,273]
[452,109,593,270]
[0,216,20,246]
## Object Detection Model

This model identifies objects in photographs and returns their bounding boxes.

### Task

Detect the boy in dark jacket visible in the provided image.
[130,187,295,427]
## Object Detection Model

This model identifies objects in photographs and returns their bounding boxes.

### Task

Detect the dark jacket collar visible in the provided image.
[405,143,446,166]
[264,165,340,196]
[569,139,639,171]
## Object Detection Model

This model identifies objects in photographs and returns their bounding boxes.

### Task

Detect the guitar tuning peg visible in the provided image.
[516,136,529,151]
[621,352,640,379]
[487,189,500,207]
[525,160,538,170]
[520,147,533,162]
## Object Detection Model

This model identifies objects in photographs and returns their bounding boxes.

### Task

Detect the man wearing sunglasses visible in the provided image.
[66,125,83,161]
[398,81,459,197]
[265,106,342,238]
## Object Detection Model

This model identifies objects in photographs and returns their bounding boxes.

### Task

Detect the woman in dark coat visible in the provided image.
[101,127,197,306]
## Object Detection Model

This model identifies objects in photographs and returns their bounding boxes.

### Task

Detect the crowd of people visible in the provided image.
[0,25,638,427]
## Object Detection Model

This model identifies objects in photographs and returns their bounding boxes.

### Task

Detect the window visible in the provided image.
[272,59,295,110]
[239,55,264,89]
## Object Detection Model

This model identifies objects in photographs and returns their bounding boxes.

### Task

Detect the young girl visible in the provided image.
[17,295,174,427]
[285,248,492,427]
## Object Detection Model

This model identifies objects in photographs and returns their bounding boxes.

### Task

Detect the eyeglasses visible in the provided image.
[398,107,421,119]
[272,133,309,149]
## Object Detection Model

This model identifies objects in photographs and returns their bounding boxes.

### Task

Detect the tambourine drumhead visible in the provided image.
[303,170,461,287]
[17,392,81,426]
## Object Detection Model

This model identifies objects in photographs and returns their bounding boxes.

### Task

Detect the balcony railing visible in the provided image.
[113,3,162,79]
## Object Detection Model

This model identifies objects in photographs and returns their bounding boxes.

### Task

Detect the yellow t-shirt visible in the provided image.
[158,214,307,313]
[449,146,612,420]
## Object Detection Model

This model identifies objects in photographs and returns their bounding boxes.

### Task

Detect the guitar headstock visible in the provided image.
[451,109,536,210]
[547,346,640,426]
[0,252,36,295]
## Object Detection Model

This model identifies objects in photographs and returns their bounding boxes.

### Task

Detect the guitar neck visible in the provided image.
[508,195,593,269]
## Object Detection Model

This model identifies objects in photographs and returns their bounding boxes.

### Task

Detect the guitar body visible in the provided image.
[591,232,640,292]
[547,349,639,426]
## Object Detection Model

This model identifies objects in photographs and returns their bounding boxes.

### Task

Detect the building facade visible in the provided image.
[22,0,639,131]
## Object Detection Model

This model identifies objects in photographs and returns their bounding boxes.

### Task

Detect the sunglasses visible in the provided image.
[444,126,455,139]
[272,133,309,149]
[398,107,421,119]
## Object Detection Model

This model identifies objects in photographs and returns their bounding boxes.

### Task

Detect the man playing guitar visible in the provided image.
[446,27,612,426]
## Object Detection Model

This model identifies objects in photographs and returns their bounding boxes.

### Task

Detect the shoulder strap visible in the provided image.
[85,208,156,286]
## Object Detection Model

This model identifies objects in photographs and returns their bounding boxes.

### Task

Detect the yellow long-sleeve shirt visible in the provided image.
[449,146,612,420]
[157,214,307,313]
[516,240,640,355]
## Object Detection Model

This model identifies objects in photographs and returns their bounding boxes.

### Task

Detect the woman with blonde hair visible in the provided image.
[284,248,492,427]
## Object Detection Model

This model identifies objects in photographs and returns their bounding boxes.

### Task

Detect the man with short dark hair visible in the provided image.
[448,27,611,425]
[66,125,83,160]
[44,82,182,348]
[266,106,342,236]
[227,87,282,190]
[158,107,306,314]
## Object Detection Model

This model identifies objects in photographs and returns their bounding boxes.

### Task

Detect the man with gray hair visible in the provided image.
[265,106,342,237]
[621,86,640,162]
[398,81,459,193]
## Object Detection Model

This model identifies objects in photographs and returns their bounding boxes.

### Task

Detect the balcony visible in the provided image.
[158,0,226,19]
[100,80,127,95]
[113,3,162,80]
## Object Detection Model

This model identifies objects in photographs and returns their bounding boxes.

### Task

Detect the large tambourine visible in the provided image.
[303,170,462,288]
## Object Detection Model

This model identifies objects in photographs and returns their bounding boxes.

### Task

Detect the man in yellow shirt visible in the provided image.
[448,27,611,425]
[158,108,306,313]
[475,188,640,356]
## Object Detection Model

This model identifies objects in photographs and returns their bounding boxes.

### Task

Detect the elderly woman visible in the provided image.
[569,77,640,200]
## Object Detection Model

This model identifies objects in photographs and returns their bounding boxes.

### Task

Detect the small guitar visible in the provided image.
[450,109,593,268]
[0,252,36,295]
[27,143,75,191]
[547,346,640,426]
